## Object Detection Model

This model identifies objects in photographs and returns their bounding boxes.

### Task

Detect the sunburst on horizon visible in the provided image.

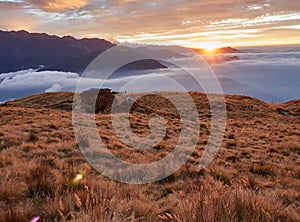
[187,41,224,54]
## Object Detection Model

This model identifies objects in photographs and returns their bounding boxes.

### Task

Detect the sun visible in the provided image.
[202,41,222,53]
[192,41,222,54]
[203,42,219,51]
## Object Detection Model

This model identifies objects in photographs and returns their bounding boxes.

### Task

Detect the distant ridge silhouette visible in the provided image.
[0,30,167,74]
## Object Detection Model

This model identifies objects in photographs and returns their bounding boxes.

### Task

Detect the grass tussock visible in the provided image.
[176,182,299,222]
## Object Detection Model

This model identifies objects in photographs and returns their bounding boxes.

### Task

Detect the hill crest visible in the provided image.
[3,92,299,117]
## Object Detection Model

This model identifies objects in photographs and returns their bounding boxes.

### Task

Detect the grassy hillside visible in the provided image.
[0,92,299,221]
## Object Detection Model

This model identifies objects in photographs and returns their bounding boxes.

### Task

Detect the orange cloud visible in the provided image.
[0,2,37,31]
[29,0,90,12]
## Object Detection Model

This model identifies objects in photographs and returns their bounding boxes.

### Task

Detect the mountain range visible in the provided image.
[0,30,170,74]
[0,30,242,75]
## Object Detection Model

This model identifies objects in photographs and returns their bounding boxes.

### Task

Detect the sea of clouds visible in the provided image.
[212,48,300,102]
[0,45,299,103]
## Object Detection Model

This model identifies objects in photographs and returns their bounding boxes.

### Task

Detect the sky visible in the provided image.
[1,0,300,47]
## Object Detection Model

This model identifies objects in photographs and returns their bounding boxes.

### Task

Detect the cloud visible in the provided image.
[0,1,38,31]
[45,83,62,92]
[28,0,90,12]
[0,70,79,101]
[1,45,300,103]
[114,11,300,47]
[0,0,299,46]
[212,48,300,102]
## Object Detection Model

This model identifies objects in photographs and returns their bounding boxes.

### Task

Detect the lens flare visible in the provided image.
[30,216,41,222]
[73,173,84,183]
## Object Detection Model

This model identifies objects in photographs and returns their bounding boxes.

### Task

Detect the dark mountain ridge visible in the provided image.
[0,30,114,74]
[0,30,167,74]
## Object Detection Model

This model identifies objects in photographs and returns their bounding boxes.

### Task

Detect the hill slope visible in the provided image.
[0,92,299,221]
[5,91,300,116]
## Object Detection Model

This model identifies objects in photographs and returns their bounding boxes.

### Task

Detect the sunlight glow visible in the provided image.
[192,41,223,52]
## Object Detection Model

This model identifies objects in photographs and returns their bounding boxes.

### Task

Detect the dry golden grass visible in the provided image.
[0,92,299,221]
